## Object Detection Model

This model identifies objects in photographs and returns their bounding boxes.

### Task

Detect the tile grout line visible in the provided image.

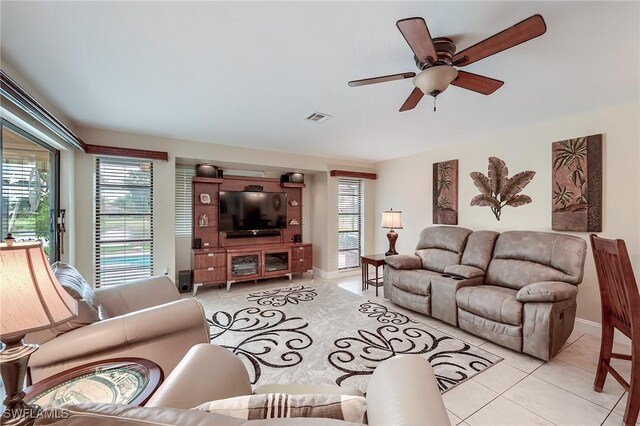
[531,360,626,412]
[464,362,558,425]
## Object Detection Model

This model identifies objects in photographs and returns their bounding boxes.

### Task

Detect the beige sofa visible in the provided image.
[27,276,210,383]
[384,226,587,360]
[35,344,450,426]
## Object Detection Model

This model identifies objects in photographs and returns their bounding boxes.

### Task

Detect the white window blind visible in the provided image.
[95,157,153,287]
[175,166,195,236]
[338,178,363,270]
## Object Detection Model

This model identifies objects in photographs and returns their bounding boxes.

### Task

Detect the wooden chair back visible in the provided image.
[590,234,639,339]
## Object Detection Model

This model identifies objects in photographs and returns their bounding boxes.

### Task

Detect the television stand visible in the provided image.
[225,229,282,239]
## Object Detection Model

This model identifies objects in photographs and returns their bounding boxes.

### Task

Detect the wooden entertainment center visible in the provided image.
[191,175,312,294]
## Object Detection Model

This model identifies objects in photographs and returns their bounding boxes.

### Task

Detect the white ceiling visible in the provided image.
[1,1,639,162]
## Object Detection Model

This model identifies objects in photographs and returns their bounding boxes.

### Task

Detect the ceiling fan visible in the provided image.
[348,14,546,112]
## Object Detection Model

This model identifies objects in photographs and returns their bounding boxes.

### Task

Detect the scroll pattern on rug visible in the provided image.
[206,283,500,392]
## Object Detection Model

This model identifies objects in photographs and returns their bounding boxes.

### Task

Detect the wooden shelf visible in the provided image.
[193,177,223,184]
[281,182,305,188]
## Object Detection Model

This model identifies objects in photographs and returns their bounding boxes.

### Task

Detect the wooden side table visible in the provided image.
[24,358,163,409]
[361,254,387,297]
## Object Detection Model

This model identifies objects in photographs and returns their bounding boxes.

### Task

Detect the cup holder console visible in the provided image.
[440,273,463,281]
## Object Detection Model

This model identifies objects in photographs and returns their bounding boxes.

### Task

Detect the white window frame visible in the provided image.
[175,166,195,237]
[94,156,154,287]
[338,178,363,270]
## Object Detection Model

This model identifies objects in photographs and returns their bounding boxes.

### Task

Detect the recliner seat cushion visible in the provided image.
[460,230,499,271]
[413,226,472,272]
[485,231,587,290]
[456,286,522,326]
[391,287,431,316]
[392,269,440,296]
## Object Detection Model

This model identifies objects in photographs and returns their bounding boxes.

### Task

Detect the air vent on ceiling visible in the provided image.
[304,112,332,123]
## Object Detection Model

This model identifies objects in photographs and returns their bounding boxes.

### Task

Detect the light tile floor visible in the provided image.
[197,274,637,426]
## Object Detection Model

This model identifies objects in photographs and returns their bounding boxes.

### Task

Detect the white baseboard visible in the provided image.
[312,267,360,280]
[574,318,631,347]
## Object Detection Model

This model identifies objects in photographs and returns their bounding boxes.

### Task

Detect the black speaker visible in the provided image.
[280,172,304,184]
[245,185,263,192]
[193,238,202,249]
[196,164,218,177]
[178,270,192,294]
[293,234,302,243]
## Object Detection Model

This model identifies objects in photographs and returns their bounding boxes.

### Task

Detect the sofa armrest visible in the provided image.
[95,275,180,317]
[516,281,579,303]
[145,344,252,409]
[385,254,422,270]
[443,265,484,279]
[367,355,450,426]
[30,299,208,369]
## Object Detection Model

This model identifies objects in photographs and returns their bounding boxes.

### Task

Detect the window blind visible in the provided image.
[95,157,153,287]
[175,166,195,236]
[338,178,363,270]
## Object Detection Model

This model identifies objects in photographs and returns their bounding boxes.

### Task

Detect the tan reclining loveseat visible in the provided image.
[384,226,587,360]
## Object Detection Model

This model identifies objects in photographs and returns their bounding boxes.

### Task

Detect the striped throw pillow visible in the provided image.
[194,393,367,423]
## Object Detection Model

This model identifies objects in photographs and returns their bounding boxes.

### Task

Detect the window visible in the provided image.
[0,120,59,260]
[95,157,153,287]
[175,166,195,236]
[338,178,363,270]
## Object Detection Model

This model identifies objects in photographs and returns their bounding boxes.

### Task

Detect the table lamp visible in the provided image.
[381,209,403,256]
[0,241,77,425]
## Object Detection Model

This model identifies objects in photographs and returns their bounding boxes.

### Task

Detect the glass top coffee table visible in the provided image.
[24,358,163,409]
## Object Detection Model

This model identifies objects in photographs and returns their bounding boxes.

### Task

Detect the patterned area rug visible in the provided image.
[202,282,501,393]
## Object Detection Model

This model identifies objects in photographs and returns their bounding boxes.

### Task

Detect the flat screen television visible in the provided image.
[219,191,287,232]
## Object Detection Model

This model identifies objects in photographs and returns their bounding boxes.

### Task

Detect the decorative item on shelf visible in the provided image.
[4,232,15,247]
[289,200,299,206]
[196,163,218,178]
[198,213,209,227]
[289,219,300,226]
[552,134,602,231]
[0,241,78,425]
[381,209,403,256]
[199,193,211,204]
[470,157,535,221]
[193,238,202,249]
[433,159,459,225]
[280,172,304,184]
[294,234,302,243]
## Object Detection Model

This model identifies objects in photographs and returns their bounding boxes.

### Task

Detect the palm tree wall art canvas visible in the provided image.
[433,159,458,224]
[552,134,602,231]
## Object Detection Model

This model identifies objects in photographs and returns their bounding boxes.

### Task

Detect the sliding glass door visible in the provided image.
[0,120,59,260]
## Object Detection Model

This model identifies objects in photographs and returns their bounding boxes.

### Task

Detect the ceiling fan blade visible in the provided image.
[348,72,416,87]
[396,18,438,63]
[399,87,424,112]
[450,71,504,95]
[453,14,546,67]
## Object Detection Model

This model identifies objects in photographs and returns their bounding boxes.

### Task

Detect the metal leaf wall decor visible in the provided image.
[470,157,535,221]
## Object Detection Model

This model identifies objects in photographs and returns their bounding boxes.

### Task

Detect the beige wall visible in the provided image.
[374,102,640,324]
[74,126,376,283]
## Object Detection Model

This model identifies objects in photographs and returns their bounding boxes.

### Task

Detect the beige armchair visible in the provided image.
[35,344,450,426]
[27,276,210,383]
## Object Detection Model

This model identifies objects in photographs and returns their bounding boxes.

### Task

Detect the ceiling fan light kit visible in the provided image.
[348,14,547,112]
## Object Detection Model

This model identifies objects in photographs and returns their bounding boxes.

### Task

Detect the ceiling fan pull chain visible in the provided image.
[433,96,437,112]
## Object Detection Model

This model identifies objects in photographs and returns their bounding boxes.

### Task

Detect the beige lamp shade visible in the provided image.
[413,66,458,96]
[381,210,403,229]
[0,241,77,339]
